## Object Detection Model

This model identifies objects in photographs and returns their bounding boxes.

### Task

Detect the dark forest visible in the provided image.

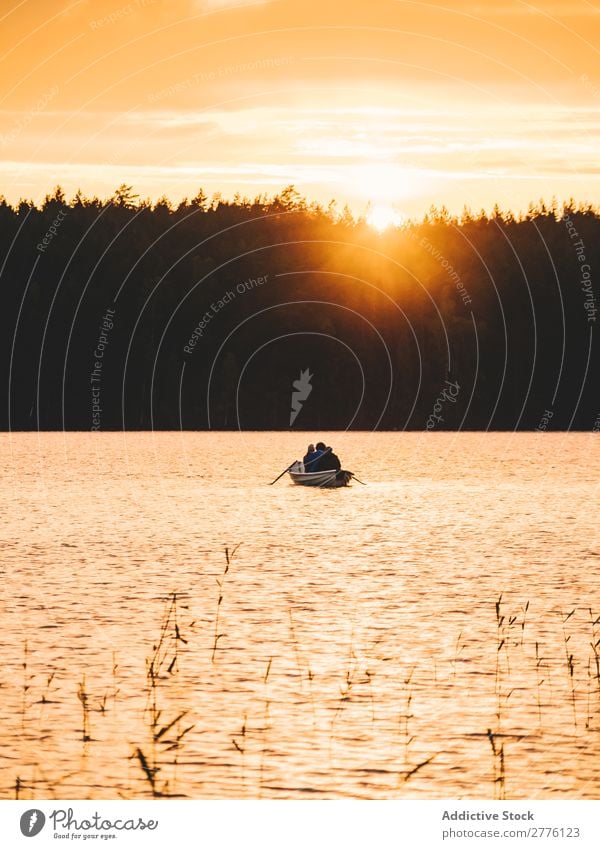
[1,185,598,431]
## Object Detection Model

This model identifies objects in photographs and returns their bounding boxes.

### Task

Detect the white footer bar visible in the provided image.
[1,800,598,848]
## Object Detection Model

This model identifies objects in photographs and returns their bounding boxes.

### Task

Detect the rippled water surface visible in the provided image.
[1,432,600,799]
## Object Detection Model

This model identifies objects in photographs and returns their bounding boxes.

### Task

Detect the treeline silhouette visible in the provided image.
[1,185,599,430]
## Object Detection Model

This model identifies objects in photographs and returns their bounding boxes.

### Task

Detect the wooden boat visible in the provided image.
[288,461,353,488]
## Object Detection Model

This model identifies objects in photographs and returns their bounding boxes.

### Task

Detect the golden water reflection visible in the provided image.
[1,432,599,799]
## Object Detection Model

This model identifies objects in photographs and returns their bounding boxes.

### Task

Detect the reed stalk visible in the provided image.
[112,651,120,705]
[535,641,545,728]
[21,640,30,731]
[520,601,530,646]
[397,667,435,784]
[452,630,466,679]
[585,609,600,729]
[560,609,577,727]
[77,676,91,743]
[232,714,247,795]
[211,544,240,662]
[487,728,506,799]
[400,668,415,770]
[38,671,56,706]
[133,592,195,797]
[258,658,273,798]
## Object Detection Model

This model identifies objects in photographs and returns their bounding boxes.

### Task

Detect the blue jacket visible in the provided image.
[303,450,323,471]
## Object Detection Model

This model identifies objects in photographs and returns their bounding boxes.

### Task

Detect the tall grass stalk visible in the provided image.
[211,544,240,663]
[38,671,56,706]
[21,640,30,730]
[400,668,415,770]
[495,594,505,693]
[560,609,577,727]
[487,728,506,799]
[112,651,120,705]
[452,630,466,679]
[77,676,91,743]
[586,609,600,729]
[535,641,545,728]
[520,601,530,646]
[397,667,435,784]
[258,658,273,798]
[232,714,247,795]
[134,592,194,797]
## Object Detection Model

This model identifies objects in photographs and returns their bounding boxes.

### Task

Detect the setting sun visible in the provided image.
[366,204,405,231]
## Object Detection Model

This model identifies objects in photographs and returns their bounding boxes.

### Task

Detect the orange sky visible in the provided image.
[1,0,599,218]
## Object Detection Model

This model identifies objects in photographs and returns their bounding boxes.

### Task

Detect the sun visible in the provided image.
[340,162,417,230]
[366,204,405,232]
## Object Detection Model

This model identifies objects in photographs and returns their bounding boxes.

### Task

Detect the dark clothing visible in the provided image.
[317,451,341,472]
[303,449,323,471]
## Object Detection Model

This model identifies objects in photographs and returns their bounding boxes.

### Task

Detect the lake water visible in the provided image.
[1,431,599,800]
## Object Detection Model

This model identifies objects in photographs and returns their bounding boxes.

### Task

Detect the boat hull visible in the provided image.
[288,462,351,488]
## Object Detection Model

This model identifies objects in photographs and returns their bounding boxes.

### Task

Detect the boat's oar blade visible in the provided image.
[349,472,367,485]
[269,461,297,485]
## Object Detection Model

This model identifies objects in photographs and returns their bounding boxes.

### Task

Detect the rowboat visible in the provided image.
[288,461,352,488]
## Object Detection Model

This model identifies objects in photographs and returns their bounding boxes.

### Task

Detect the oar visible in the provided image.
[349,472,367,485]
[269,461,297,485]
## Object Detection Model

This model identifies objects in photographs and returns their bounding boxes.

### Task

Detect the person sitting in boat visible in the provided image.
[316,445,341,472]
[309,441,327,470]
[303,443,321,472]
[318,447,350,483]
